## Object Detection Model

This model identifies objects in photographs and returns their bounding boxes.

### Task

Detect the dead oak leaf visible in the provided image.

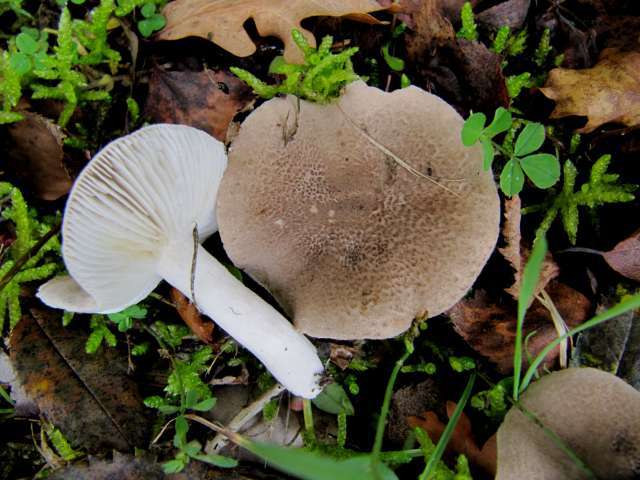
[408,401,497,475]
[159,0,389,64]
[145,68,253,143]
[540,48,640,133]
[449,283,590,373]
[602,229,640,282]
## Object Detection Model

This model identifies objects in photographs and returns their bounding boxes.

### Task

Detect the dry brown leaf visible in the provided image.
[329,343,360,370]
[145,68,253,142]
[540,48,640,133]
[449,283,590,373]
[159,0,389,63]
[169,288,214,344]
[6,112,72,201]
[10,309,149,452]
[476,0,530,30]
[602,229,640,281]
[408,401,497,475]
[499,196,559,299]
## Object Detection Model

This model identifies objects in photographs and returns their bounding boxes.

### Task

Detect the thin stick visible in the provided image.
[336,103,465,198]
[205,383,285,453]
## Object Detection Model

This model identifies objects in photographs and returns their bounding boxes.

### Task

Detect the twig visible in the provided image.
[205,383,286,453]
[336,103,464,198]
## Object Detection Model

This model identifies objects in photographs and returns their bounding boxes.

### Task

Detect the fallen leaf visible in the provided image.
[476,0,530,30]
[499,196,560,299]
[159,0,389,64]
[408,401,497,475]
[388,379,441,444]
[540,48,640,132]
[169,288,214,344]
[404,0,456,59]
[329,343,361,370]
[404,1,509,113]
[448,284,591,373]
[145,68,253,142]
[10,309,149,452]
[602,229,640,281]
[571,297,640,389]
[6,112,72,201]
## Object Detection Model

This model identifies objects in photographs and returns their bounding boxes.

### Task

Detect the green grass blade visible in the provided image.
[513,236,548,399]
[520,291,640,393]
[420,372,476,479]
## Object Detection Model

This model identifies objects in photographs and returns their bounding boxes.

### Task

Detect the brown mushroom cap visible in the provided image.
[217,81,500,339]
[497,367,640,479]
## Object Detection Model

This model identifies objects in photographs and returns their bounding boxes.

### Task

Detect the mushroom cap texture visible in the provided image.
[217,81,500,339]
[60,124,227,313]
[497,367,640,479]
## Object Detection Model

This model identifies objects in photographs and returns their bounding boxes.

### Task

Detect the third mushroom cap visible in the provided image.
[217,81,501,340]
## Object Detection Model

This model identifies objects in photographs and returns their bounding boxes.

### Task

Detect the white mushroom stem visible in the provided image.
[158,240,323,399]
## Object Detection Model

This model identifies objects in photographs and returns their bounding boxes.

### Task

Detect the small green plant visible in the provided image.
[523,155,637,244]
[462,108,561,196]
[0,183,60,333]
[43,421,83,461]
[231,29,359,103]
[471,378,511,419]
[136,2,166,37]
[84,304,148,353]
[145,346,237,473]
[456,2,478,41]
[0,0,30,18]
[506,72,532,98]
[0,0,167,125]
[491,26,511,54]
[534,28,552,67]
[380,22,411,89]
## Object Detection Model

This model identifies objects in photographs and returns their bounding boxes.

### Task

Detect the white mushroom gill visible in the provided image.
[37,124,324,398]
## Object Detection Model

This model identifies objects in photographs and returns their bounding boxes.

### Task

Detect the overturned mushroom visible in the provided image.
[217,81,500,339]
[37,124,323,398]
[497,367,640,479]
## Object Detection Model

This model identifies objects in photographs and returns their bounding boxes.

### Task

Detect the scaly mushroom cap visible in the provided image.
[39,124,226,313]
[497,367,640,479]
[217,81,500,339]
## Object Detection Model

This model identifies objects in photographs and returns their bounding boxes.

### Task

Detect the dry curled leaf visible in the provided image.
[159,0,389,63]
[540,48,640,132]
[6,112,72,201]
[10,309,149,452]
[602,229,640,281]
[499,196,559,299]
[170,288,214,344]
[145,68,253,142]
[408,401,497,475]
[449,284,590,373]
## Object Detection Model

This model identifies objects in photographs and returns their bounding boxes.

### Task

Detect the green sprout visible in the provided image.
[462,107,561,196]
[456,2,478,41]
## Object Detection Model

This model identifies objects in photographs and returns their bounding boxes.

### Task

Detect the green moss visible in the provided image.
[231,29,359,103]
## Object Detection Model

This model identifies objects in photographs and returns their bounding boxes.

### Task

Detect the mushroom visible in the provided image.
[37,124,323,398]
[217,81,500,339]
[497,367,640,479]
